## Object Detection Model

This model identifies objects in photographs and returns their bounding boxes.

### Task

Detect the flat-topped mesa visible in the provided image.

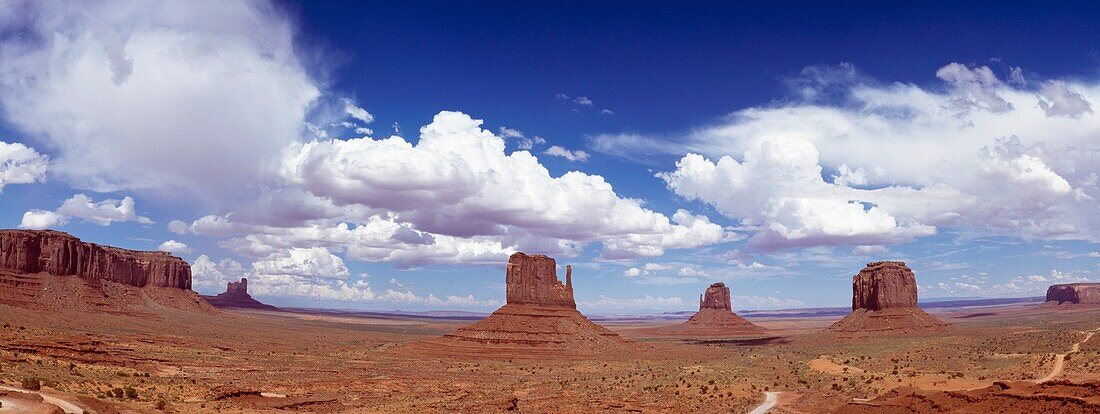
[1045,283,1100,305]
[852,261,918,310]
[699,282,732,311]
[0,229,191,289]
[505,252,575,308]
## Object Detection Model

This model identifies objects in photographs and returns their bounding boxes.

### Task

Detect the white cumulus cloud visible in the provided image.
[0,1,321,199]
[0,140,48,192]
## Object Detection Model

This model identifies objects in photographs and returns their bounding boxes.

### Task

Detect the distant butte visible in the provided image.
[203,278,278,311]
[827,261,948,335]
[647,282,767,337]
[413,252,630,358]
[1044,283,1100,306]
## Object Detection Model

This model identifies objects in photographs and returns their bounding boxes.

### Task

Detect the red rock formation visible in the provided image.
[202,278,278,310]
[851,261,918,310]
[828,261,948,335]
[0,229,190,289]
[505,253,575,307]
[414,252,630,358]
[646,282,767,337]
[1045,283,1100,305]
[699,282,732,311]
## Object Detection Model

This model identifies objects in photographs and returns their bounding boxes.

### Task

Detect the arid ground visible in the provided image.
[2,301,1098,413]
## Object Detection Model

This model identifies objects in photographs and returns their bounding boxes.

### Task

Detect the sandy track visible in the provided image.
[747,391,780,414]
[1035,328,1098,383]
[0,385,84,414]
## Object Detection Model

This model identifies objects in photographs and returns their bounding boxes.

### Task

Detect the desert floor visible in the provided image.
[1,303,1098,413]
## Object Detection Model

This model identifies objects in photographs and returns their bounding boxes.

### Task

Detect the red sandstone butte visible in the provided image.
[828,261,948,335]
[414,252,629,358]
[203,278,278,310]
[505,252,575,307]
[1045,283,1100,305]
[0,229,190,289]
[647,282,766,337]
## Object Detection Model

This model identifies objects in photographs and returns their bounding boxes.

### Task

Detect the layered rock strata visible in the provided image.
[0,229,190,289]
[828,261,948,334]
[0,230,209,312]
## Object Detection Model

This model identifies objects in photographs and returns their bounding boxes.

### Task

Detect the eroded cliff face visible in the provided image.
[1045,283,1100,304]
[851,261,918,311]
[0,230,191,289]
[505,252,575,307]
[699,282,732,311]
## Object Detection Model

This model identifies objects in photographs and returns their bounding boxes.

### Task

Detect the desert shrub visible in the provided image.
[124,386,138,399]
[21,377,41,391]
[112,388,124,398]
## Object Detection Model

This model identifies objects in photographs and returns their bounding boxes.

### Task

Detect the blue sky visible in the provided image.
[1,0,1098,312]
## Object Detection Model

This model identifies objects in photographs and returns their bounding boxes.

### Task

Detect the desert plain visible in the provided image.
[2,288,1100,413]
[2,231,1100,413]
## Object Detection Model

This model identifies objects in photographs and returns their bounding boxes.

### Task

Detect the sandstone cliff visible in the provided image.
[202,278,278,310]
[1045,283,1100,305]
[829,261,947,335]
[0,229,190,289]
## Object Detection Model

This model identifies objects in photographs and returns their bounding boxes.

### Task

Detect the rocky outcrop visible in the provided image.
[699,282,732,311]
[202,278,278,310]
[1045,283,1100,305]
[0,229,190,289]
[647,282,766,337]
[505,252,575,307]
[833,380,1100,413]
[415,252,629,359]
[851,261,917,310]
[828,261,948,335]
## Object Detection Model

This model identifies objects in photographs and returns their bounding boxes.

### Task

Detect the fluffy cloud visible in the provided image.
[20,194,152,228]
[200,217,514,266]
[600,210,730,259]
[658,140,936,249]
[55,194,153,225]
[0,141,48,192]
[251,247,351,280]
[157,240,191,254]
[1037,80,1093,118]
[277,111,728,260]
[19,210,67,230]
[190,251,500,308]
[598,62,1100,248]
[544,145,590,162]
[0,1,320,198]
